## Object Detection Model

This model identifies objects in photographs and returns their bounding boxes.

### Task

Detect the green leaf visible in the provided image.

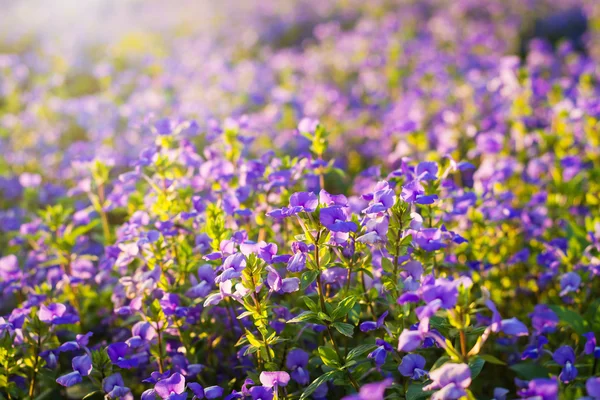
[584,299,600,331]
[480,354,506,365]
[509,362,550,380]
[245,331,262,347]
[347,343,378,361]
[287,311,318,324]
[381,275,396,292]
[81,391,104,400]
[332,296,357,320]
[318,346,340,368]
[318,312,332,322]
[381,257,394,273]
[332,322,354,337]
[406,382,434,400]
[468,357,485,379]
[300,371,340,400]
[301,271,319,291]
[548,305,589,335]
[302,296,320,313]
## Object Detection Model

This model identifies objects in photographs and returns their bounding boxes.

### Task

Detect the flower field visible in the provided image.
[1,1,600,399]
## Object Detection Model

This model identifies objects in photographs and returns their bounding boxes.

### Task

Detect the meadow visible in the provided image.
[1,1,600,399]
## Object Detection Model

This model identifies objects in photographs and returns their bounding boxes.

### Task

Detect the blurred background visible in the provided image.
[0,0,598,201]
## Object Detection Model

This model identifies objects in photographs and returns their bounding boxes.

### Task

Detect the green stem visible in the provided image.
[97,184,112,244]
[361,270,376,316]
[28,334,42,398]
[249,267,273,364]
[156,328,165,374]
[459,329,467,361]
[314,236,360,391]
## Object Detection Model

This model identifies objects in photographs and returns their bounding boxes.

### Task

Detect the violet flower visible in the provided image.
[359,311,388,332]
[586,377,600,400]
[56,354,92,387]
[319,206,357,233]
[517,378,558,400]
[552,346,577,383]
[368,339,394,367]
[423,363,472,400]
[286,349,310,385]
[500,318,529,337]
[38,303,79,325]
[204,386,224,399]
[103,373,131,399]
[584,332,600,357]
[154,372,187,400]
[107,342,139,369]
[342,378,393,400]
[259,371,290,389]
[529,305,559,335]
[398,354,428,380]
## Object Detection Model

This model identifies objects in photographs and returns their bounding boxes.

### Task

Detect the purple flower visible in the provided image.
[72,354,92,376]
[586,377,600,399]
[127,321,157,348]
[559,272,581,296]
[56,353,93,387]
[521,336,548,360]
[250,386,273,400]
[397,292,420,305]
[500,318,528,337]
[188,382,204,398]
[518,378,558,400]
[216,253,247,283]
[56,371,83,387]
[266,266,299,293]
[368,339,394,367]
[416,162,439,181]
[476,132,504,154]
[103,373,131,399]
[38,303,79,325]
[529,305,559,335]
[493,388,509,400]
[552,346,577,383]
[319,206,357,233]
[398,329,425,352]
[107,342,139,369]
[286,349,310,385]
[155,372,186,400]
[259,371,290,388]
[298,118,319,133]
[401,181,438,204]
[423,363,471,400]
[143,371,171,384]
[360,311,388,332]
[287,250,307,273]
[362,186,396,214]
[205,386,224,399]
[19,172,42,188]
[0,255,21,283]
[142,389,157,400]
[420,277,458,309]
[342,378,393,400]
[289,192,318,214]
[58,331,93,352]
[320,189,349,207]
[399,354,427,380]
[413,229,446,252]
[584,332,600,357]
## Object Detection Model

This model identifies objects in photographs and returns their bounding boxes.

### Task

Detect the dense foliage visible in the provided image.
[1,1,600,399]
